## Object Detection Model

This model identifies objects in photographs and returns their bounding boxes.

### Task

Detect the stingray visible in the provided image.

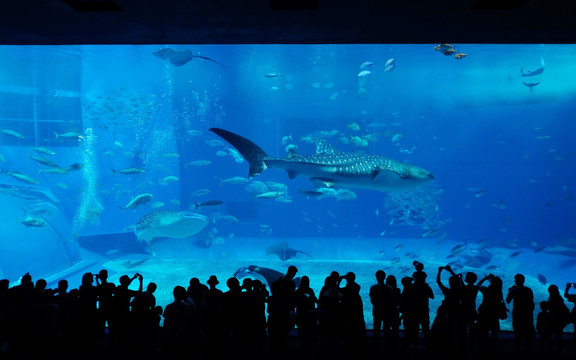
[233,265,301,289]
[265,241,312,261]
[132,210,209,254]
[153,48,228,68]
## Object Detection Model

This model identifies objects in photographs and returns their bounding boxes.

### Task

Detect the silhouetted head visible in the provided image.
[465,272,477,284]
[173,286,187,302]
[69,288,79,299]
[226,277,240,291]
[242,278,253,291]
[147,282,157,293]
[99,269,108,281]
[514,274,525,286]
[375,270,386,283]
[329,271,340,282]
[58,279,68,292]
[35,279,47,291]
[22,272,32,285]
[81,272,94,286]
[386,275,397,288]
[401,276,413,288]
[344,272,356,283]
[299,276,310,289]
[119,275,130,286]
[413,261,424,272]
[253,279,264,291]
[490,276,503,291]
[207,275,219,286]
[189,277,200,287]
[548,284,560,297]
[286,265,298,279]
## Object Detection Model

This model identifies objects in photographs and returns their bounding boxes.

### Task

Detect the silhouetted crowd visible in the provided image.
[1,262,576,360]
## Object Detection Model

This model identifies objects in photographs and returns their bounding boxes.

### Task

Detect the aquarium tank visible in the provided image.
[0,44,574,331]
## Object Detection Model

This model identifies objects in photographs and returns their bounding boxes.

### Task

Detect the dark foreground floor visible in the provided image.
[3,329,575,360]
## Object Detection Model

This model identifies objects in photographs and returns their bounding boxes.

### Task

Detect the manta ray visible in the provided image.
[209,128,434,192]
[233,265,301,289]
[521,57,545,77]
[266,241,312,261]
[523,82,540,92]
[153,48,228,68]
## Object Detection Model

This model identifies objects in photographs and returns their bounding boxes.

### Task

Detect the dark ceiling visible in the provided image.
[2,0,576,44]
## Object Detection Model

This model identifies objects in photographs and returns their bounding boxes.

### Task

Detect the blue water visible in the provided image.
[0,45,575,329]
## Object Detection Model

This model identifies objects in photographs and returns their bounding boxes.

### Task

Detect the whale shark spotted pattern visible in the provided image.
[209,128,434,192]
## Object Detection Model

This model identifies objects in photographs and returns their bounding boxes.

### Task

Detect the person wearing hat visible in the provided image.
[204,275,225,358]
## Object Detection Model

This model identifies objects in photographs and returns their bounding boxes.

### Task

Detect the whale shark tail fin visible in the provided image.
[209,128,269,178]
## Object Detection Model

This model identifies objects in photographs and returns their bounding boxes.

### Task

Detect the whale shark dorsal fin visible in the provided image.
[287,148,298,158]
[315,138,339,155]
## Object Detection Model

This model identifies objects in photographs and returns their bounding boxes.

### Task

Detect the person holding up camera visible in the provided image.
[476,273,505,353]
[110,273,143,353]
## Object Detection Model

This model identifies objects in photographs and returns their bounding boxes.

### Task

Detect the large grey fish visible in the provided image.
[132,210,209,254]
[209,128,434,192]
[120,193,153,211]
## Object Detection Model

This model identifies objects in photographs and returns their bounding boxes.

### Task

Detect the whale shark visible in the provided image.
[209,128,434,192]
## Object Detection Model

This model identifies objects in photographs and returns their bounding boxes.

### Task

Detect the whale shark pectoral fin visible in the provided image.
[371,166,381,180]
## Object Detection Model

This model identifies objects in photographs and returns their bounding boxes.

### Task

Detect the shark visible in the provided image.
[209,128,434,192]
[131,210,209,255]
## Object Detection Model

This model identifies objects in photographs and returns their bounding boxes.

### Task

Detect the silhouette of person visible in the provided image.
[369,270,393,347]
[432,265,464,357]
[268,265,298,360]
[95,269,115,338]
[385,274,401,353]
[131,282,158,351]
[163,285,196,359]
[399,276,418,352]
[340,272,366,351]
[461,271,478,345]
[77,272,100,352]
[476,274,505,355]
[318,273,343,338]
[203,275,224,359]
[110,273,143,353]
[544,284,570,353]
[412,264,434,343]
[536,300,553,353]
[53,279,74,351]
[505,273,535,353]
[295,275,318,357]
[187,277,209,332]
[223,276,243,356]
